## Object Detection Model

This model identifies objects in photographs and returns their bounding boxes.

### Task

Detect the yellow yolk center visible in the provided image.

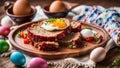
[50,19,67,28]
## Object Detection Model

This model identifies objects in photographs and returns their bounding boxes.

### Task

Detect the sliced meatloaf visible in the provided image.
[27,21,71,42]
[70,20,81,32]
[39,41,59,51]
[31,41,59,51]
[58,32,82,48]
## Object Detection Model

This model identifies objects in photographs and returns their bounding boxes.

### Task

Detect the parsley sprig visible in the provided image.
[17,31,21,38]
[68,45,73,49]
[112,56,120,66]
[107,55,120,68]
[45,18,56,25]
[85,26,92,30]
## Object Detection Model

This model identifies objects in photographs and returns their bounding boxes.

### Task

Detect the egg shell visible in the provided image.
[10,51,26,66]
[49,1,67,12]
[0,40,9,54]
[29,57,48,68]
[90,47,106,62]
[13,0,32,15]
[1,16,13,27]
[80,29,94,39]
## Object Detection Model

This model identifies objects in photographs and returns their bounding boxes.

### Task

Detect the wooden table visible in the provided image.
[0,0,120,68]
[1,47,120,68]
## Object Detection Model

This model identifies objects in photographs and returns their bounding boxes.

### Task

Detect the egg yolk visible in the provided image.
[50,19,67,28]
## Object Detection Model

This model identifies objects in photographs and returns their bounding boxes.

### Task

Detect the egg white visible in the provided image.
[81,29,94,39]
[41,19,70,31]
[41,23,59,31]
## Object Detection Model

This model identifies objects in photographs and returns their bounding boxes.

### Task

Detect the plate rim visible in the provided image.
[8,19,110,58]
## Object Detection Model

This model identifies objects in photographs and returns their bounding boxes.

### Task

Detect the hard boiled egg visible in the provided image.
[41,18,70,31]
[81,29,94,39]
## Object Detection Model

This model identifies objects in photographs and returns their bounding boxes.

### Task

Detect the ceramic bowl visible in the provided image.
[42,1,78,18]
[5,2,37,25]
[42,5,69,18]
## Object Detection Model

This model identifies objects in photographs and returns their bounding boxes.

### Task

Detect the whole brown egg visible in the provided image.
[49,0,67,12]
[13,0,32,15]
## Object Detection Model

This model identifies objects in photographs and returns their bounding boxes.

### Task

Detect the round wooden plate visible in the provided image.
[8,20,109,59]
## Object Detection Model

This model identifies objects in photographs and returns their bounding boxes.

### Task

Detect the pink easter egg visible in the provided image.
[0,26,10,36]
[29,57,48,68]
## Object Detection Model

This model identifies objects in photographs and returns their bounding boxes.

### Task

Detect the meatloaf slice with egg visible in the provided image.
[27,20,71,42]
[58,32,82,48]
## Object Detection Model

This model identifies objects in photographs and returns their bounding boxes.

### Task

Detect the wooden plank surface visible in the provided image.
[0,0,120,68]
[1,47,120,68]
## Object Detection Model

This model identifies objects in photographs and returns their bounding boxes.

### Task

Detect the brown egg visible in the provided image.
[13,0,32,15]
[49,1,67,12]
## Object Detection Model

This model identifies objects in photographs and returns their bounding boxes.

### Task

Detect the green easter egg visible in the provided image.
[0,40,9,53]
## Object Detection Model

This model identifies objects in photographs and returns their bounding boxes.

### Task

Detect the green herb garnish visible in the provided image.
[94,36,98,41]
[107,55,120,68]
[45,18,56,25]
[112,56,120,66]
[85,26,92,30]
[47,18,55,22]
[45,22,49,25]
[68,45,73,49]
[17,31,21,38]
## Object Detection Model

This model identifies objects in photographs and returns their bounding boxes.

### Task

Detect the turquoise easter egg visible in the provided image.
[10,51,26,66]
[0,40,9,54]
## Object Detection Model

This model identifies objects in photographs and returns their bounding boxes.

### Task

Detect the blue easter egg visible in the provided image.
[10,51,26,66]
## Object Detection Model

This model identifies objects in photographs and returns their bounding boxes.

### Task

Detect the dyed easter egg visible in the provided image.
[29,57,48,68]
[0,40,9,54]
[0,26,11,36]
[10,51,26,66]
